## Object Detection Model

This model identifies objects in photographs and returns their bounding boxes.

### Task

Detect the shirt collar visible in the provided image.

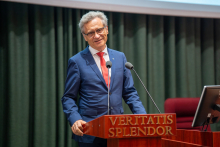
[89,45,108,56]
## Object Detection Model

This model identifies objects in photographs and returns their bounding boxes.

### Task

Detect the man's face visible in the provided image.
[83,17,108,52]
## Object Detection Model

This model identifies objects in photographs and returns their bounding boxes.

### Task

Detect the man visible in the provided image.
[61,11,146,147]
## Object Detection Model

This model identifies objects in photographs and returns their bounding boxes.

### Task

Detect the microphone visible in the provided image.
[106,61,112,68]
[125,62,161,113]
[106,61,112,115]
[125,62,134,70]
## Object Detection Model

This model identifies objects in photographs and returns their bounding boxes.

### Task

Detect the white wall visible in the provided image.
[3,0,220,18]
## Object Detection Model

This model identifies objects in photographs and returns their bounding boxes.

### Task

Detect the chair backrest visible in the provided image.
[164,98,211,131]
[165,98,200,117]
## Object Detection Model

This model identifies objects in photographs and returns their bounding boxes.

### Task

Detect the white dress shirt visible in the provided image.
[89,45,111,77]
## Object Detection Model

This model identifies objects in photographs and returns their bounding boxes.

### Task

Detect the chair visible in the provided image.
[164,98,211,131]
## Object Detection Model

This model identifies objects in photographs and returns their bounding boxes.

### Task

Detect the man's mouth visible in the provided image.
[94,39,102,43]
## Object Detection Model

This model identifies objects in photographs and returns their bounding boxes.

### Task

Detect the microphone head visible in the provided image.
[106,61,112,68]
[125,62,134,70]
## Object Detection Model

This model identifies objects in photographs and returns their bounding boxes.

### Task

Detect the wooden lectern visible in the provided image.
[162,129,220,147]
[83,114,176,147]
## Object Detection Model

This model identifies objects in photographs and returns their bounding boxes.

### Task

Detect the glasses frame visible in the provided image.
[83,26,106,38]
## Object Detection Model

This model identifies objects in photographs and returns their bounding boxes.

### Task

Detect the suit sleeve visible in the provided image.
[122,53,147,114]
[61,58,82,126]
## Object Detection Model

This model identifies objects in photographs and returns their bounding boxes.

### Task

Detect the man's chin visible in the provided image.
[94,42,105,47]
[92,44,106,51]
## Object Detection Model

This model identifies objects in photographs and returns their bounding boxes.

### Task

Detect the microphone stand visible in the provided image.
[132,69,161,114]
[106,61,112,115]
[107,68,110,115]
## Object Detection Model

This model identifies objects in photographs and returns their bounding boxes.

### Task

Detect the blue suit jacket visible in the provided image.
[61,46,146,143]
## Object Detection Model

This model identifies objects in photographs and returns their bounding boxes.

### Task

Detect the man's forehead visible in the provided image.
[83,19,104,32]
[86,18,103,26]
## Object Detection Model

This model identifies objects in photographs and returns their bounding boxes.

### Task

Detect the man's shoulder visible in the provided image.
[108,48,124,55]
[69,47,89,61]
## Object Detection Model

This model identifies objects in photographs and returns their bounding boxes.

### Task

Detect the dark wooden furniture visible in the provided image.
[162,129,220,147]
[83,114,220,146]
[83,114,176,147]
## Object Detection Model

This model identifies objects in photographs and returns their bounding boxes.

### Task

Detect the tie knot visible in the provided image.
[96,52,104,57]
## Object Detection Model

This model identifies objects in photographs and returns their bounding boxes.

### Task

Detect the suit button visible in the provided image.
[109,92,112,95]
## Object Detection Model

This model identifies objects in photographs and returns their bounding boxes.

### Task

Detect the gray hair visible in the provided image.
[79,11,108,33]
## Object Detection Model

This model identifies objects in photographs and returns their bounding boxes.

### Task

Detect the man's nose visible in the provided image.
[94,32,100,38]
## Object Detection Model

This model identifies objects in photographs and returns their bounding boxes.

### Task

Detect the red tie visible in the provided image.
[96,52,110,87]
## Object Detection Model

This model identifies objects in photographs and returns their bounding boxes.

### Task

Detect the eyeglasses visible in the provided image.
[83,26,106,38]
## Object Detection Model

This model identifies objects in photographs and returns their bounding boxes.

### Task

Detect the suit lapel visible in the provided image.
[82,46,107,89]
[108,48,115,91]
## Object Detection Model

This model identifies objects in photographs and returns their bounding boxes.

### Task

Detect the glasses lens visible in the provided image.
[86,27,105,38]
[97,27,104,34]
[87,32,94,38]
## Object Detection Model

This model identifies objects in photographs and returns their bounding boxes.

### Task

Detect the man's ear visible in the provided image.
[106,26,109,34]
[83,34,88,42]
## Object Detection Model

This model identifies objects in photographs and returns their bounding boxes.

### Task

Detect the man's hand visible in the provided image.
[71,120,86,136]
